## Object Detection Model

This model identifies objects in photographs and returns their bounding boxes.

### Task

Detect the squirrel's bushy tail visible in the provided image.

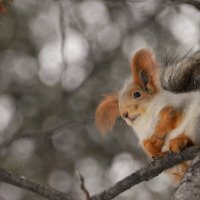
[160,50,200,93]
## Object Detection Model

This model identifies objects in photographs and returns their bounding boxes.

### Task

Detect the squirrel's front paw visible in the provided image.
[169,134,190,153]
[143,138,164,158]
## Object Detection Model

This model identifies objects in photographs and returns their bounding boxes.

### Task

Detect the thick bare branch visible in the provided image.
[171,153,200,200]
[91,145,200,200]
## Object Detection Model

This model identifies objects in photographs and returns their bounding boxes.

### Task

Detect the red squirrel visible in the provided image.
[95,49,200,182]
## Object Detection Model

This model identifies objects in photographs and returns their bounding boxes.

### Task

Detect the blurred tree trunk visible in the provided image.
[171,154,200,200]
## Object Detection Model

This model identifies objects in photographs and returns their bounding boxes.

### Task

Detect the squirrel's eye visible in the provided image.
[133,91,141,99]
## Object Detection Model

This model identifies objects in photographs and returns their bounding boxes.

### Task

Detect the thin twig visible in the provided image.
[76,171,91,200]
[0,116,94,149]
[54,0,67,65]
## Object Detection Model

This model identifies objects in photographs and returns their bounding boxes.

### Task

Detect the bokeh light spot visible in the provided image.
[79,0,109,28]
[0,95,15,132]
[64,31,89,65]
[10,138,35,161]
[108,153,141,183]
[61,65,87,92]
[52,129,77,153]
[76,157,103,193]
[169,14,198,47]
[97,24,121,51]
[13,55,38,81]
[38,41,62,86]
[48,170,72,193]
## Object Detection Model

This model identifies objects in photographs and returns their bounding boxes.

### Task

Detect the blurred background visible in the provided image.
[0,0,200,199]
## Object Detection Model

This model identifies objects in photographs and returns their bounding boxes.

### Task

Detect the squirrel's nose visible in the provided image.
[122,112,129,118]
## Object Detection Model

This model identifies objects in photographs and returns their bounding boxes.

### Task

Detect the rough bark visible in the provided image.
[171,153,200,200]
[91,146,200,200]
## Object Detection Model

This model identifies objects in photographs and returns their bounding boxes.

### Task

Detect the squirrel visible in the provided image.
[95,48,200,183]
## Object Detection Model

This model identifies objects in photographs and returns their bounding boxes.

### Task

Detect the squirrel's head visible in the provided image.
[95,49,159,134]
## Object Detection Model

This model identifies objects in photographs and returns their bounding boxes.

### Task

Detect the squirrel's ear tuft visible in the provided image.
[130,49,158,92]
[95,93,119,134]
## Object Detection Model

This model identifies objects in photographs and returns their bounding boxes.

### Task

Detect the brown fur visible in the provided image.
[166,134,193,182]
[95,48,197,184]
[119,87,147,120]
[0,0,6,13]
[95,93,119,134]
[0,0,13,13]
[118,49,159,123]
[166,161,190,183]
[155,107,183,136]
[96,49,159,135]
[143,137,165,157]
[169,133,194,153]
[143,106,184,157]
[130,49,158,93]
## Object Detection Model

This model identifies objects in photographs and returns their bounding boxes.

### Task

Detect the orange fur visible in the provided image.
[167,134,193,181]
[119,87,148,120]
[155,107,183,137]
[130,49,158,93]
[166,162,190,183]
[95,48,199,184]
[143,137,165,157]
[0,0,6,13]
[169,133,194,153]
[0,0,13,13]
[143,106,184,157]
[95,93,120,134]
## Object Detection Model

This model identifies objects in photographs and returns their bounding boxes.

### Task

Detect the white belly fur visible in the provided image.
[130,91,200,152]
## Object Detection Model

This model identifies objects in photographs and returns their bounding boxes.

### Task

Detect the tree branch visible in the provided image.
[171,153,200,200]
[169,0,200,10]
[91,145,200,200]
[0,146,199,200]
[77,171,91,200]
[0,168,71,200]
